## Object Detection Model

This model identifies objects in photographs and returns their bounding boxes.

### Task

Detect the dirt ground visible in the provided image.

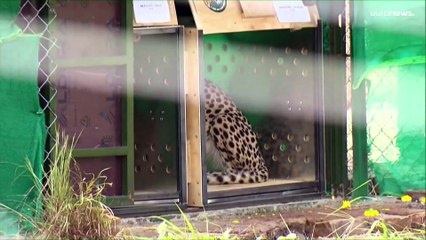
[120,196,425,239]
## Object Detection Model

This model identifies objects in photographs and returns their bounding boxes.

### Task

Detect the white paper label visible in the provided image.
[133,0,171,24]
[273,1,311,23]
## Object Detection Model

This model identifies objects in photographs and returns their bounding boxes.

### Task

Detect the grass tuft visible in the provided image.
[39,131,120,239]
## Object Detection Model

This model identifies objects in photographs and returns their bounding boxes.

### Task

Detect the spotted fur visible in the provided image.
[204,80,268,184]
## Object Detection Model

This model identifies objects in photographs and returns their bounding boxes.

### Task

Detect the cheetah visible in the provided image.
[204,80,268,184]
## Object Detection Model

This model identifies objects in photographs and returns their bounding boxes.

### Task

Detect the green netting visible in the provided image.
[0,0,46,235]
[353,1,425,194]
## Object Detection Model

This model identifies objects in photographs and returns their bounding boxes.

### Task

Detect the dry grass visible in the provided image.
[39,131,120,239]
[0,131,121,239]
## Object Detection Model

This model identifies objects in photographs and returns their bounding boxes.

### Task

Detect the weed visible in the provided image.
[0,131,120,239]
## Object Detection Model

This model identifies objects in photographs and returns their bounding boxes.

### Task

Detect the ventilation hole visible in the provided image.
[304,156,311,164]
[139,67,143,74]
[155,67,160,75]
[277,57,284,65]
[164,78,169,86]
[222,65,228,73]
[157,154,164,163]
[163,56,169,63]
[142,154,148,162]
[285,69,292,76]
[271,132,278,140]
[150,165,156,173]
[150,144,156,152]
[256,133,262,139]
[286,100,291,105]
[301,48,308,55]
[287,134,294,142]
[253,68,257,74]
[295,145,302,152]
[134,144,138,151]
[214,55,220,62]
[263,143,270,150]
[261,56,266,63]
[207,43,213,50]
[207,65,212,72]
[304,134,310,142]
[280,144,287,152]
[146,56,151,63]
[285,47,291,55]
[166,166,173,174]
[288,107,292,111]
[288,155,294,163]
[230,55,236,62]
[272,154,278,162]
[302,70,308,77]
[134,165,141,173]
[165,144,172,152]
[133,34,141,42]
[222,44,228,51]
[269,47,274,53]
[270,68,276,77]
[293,58,299,66]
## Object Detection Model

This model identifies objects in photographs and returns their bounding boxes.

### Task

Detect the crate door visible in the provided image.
[133,28,185,202]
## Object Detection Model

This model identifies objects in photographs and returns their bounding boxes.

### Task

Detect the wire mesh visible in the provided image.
[17,0,57,163]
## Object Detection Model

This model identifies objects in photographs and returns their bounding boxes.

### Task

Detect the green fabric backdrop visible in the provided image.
[0,0,46,235]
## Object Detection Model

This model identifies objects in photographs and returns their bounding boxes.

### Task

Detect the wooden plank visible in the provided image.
[133,0,178,28]
[189,0,319,35]
[208,178,313,192]
[184,28,204,207]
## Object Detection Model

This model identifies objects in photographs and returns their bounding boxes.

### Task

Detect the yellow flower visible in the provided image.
[364,208,379,217]
[420,197,425,205]
[276,233,297,240]
[341,200,351,209]
[401,195,412,202]
[232,219,239,224]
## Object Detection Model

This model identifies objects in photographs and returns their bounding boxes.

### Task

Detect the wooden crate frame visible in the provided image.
[189,0,320,34]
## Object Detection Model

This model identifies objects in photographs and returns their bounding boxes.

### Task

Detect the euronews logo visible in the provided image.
[370,10,415,17]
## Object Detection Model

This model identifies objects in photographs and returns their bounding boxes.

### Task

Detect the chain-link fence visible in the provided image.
[17,0,57,163]
[364,64,425,194]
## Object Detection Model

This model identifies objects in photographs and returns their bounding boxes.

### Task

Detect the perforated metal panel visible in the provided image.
[133,27,185,198]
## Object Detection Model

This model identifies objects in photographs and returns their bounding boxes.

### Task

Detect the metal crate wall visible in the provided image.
[202,27,324,205]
